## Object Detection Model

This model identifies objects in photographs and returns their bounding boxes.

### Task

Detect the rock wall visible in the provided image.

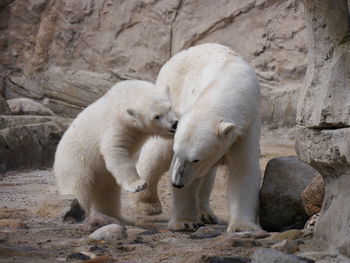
[0,0,306,126]
[296,0,350,255]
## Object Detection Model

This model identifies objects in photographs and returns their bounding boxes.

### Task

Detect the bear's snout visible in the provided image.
[172,182,184,188]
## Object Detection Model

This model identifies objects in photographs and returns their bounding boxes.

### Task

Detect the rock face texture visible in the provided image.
[259,156,319,232]
[301,175,325,217]
[296,0,350,254]
[0,0,306,125]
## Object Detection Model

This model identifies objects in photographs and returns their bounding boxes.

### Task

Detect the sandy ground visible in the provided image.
[0,130,298,263]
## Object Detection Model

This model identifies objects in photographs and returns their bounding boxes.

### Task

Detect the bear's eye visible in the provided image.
[192,159,199,163]
[154,115,160,120]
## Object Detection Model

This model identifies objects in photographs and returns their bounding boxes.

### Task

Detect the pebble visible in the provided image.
[89,224,127,241]
[228,230,270,239]
[66,252,90,261]
[190,226,222,239]
[183,254,250,263]
[272,239,299,254]
[271,229,303,241]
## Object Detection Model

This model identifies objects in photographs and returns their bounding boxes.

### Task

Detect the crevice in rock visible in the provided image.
[309,124,350,130]
[169,0,184,57]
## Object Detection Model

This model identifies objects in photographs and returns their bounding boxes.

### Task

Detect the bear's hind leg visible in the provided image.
[131,138,173,215]
[84,179,126,231]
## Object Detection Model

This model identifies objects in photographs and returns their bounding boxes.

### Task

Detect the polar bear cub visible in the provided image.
[54,80,178,231]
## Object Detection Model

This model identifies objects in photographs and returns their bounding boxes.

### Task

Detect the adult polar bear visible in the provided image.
[134,43,262,232]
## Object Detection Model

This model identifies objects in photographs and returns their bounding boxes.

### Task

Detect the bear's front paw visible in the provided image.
[199,208,218,224]
[124,179,148,193]
[168,219,204,231]
[227,220,261,232]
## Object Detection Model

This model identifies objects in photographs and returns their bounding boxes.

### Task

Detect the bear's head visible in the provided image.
[171,111,237,188]
[126,85,178,138]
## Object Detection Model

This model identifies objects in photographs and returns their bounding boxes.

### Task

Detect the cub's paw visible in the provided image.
[85,212,124,232]
[168,218,204,231]
[124,179,147,193]
[227,220,261,232]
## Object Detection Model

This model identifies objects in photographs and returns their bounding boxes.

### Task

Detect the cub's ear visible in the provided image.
[217,121,235,138]
[126,108,137,117]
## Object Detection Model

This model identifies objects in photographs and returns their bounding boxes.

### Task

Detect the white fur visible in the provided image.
[134,43,262,232]
[54,80,177,225]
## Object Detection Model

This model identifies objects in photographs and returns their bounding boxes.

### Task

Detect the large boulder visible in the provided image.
[0,0,306,127]
[296,0,350,254]
[260,156,319,231]
[0,115,70,173]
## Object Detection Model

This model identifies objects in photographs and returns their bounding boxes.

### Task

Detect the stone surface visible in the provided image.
[0,219,28,230]
[271,230,303,241]
[89,224,127,241]
[296,0,350,253]
[0,0,306,127]
[189,227,222,239]
[251,248,314,263]
[7,98,55,116]
[0,115,69,172]
[260,156,319,231]
[0,95,11,115]
[36,194,85,222]
[302,175,325,217]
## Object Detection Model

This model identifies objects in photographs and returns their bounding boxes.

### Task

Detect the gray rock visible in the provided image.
[36,194,85,222]
[302,175,325,217]
[183,254,251,263]
[89,224,127,241]
[251,248,314,263]
[295,0,350,253]
[272,239,299,254]
[260,156,319,231]
[0,116,68,172]
[7,98,55,116]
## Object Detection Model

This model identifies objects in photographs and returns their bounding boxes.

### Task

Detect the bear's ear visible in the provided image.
[161,85,170,98]
[217,121,235,138]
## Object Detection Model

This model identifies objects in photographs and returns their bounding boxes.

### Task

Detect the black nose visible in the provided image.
[172,121,178,130]
[172,183,184,188]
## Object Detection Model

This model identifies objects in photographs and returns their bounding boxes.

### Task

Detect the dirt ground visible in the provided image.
[0,130,298,263]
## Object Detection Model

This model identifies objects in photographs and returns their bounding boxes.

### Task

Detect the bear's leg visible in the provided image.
[84,177,126,232]
[198,168,218,224]
[168,177,204,231]
[226,127,261,232]
[131,138,173,215]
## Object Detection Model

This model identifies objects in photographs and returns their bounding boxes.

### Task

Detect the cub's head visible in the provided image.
[126,85,178,138]
[171,111,237,188]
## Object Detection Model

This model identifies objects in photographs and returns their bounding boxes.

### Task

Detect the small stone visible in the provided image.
[272,239,299,254]
[84,255,114,263]
[190,227,222,239]
[228,230,270,239]
[251,248,315,263]
[304,213,319,229]
[66,252,90,261]
[89,224,127,241]
[271,229,303,241]
[159,237,179,244]
[0,219,28,230]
